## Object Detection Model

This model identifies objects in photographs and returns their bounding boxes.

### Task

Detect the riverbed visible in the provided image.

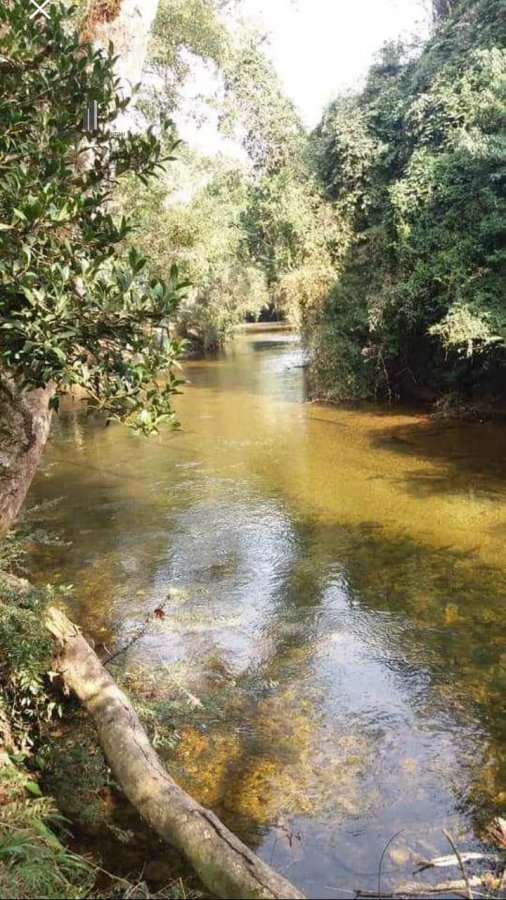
[26,330,506,898]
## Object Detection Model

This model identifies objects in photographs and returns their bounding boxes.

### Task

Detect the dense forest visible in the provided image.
[308,0,506,406]
[1,0,505,898]
[124,0,505,408]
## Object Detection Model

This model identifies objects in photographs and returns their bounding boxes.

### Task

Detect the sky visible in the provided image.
[175,0,432,156]
[240,0,432,127]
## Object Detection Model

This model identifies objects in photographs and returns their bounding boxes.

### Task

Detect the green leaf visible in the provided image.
[25,781,42,797]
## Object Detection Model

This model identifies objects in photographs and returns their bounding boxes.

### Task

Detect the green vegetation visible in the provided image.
[0,753,93,900]
[0,532,204,897]
[0,1,193,894]
[118,150,269,350]
[149,0,231,114]
[119,4,340,346]
[0,569,94,899]
[308,0,506,405]
[0,0,184,435]
[221,31,339,328]
[127,0,505,410]
[1,0,506,895]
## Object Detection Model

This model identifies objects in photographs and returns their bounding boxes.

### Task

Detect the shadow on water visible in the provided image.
[146,513,506,898]
[369,417,506,503]
[22,333,506,899]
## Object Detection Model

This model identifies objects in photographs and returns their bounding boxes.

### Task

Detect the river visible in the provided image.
[26,329,506,898]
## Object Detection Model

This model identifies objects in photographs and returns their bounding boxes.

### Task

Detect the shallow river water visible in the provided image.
[26,330,506,898]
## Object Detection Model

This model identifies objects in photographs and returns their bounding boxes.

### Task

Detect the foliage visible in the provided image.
[0,0,187,434]
[0,574,71,750]
[432,0,459,21]
[117,149,268,349]
[133,11,341,340]
[0,757,94,900]
[219,29,304,173]
[242,167,340,326]
[149,0,233,114]
[218,30,340,325]
[0,565,95,899]
[309,0,506,403]
[312,96,383,214]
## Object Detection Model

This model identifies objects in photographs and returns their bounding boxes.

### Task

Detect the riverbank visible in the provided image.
[0,571,92,899]
[0,568,204,900]
[233,322,294,334]
[0,560,308,900]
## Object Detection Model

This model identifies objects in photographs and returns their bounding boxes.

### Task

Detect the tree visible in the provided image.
[219,29,304,173]
[117,148,269,349]
[0,0,184,536]
[146,0,234,115]
[308,0,506,405]
[217,30,340,325]
[432,0,458,21]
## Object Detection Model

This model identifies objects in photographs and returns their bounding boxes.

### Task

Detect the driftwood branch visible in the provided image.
[442,830,473,900]
[44,606,306,900]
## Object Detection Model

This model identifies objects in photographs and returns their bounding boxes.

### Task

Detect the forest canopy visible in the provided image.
[123,0,505,407]
[307,0,506,403]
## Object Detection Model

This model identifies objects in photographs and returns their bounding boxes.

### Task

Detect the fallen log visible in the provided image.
[44,606,306,900]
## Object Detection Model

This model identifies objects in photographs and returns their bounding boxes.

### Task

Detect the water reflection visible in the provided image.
[24,332,506,899]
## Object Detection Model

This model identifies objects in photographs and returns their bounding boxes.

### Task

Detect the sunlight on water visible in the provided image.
[26,331,506,899]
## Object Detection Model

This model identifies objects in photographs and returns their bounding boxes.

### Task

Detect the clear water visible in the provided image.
[26,330,506,898]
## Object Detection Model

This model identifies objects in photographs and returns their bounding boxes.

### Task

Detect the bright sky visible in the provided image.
[175,0,431,156]
[241,0,431,126]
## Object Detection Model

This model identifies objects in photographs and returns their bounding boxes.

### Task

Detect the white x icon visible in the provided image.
[29,0,51,19]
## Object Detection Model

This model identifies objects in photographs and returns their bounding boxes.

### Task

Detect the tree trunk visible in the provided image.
[0,382,54,538]
[44,606,306,900]
[85,0,160,106]
[432,0,456,21]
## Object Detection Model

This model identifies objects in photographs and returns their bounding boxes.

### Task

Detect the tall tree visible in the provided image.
[0,0,180,537]
[218,30,340,323]
[118,148,269,348]
[432,0,458,20]
[308,0,506,405]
